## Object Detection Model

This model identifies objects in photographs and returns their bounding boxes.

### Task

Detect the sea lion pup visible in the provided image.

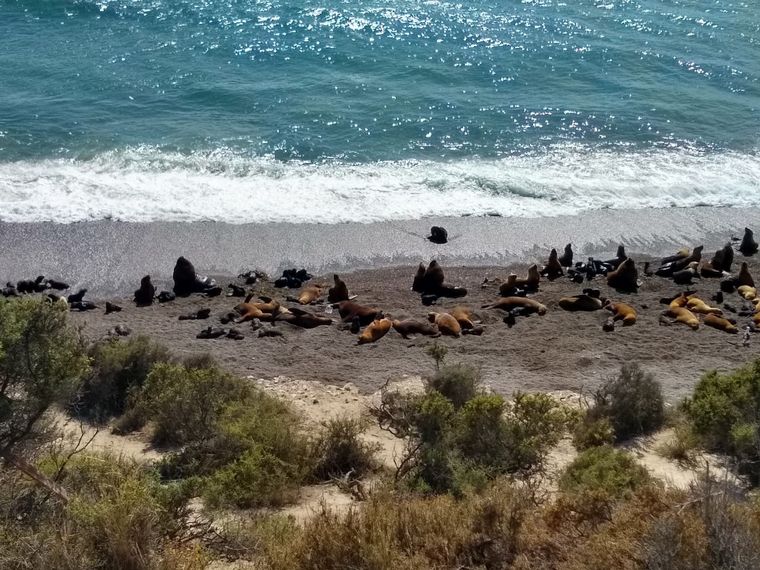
[738,285,757,301]
[704,314,738,334]
[427,312,462,337]
[482,297,547,316]
[664,307,700,330]
[499,265,540,295]
[357,317,392,344]
[327,274,349,303]
[105,301,122,315]
[541,249,564,280]
[335,300,381,326]
[67,288,87,304]
[173,256,217,296]
[297,285,323,305]
[686,297,723,316]
[449,306,477,329]
[558,243,573,268]
[739,227,758,256]
[605,301,637,326]
[277,307,332,329]
[736,262,755,287]
[235,296,282,323]
[605,245,627,269]
[134,275,156,307]
[672,262,700,285]
[412,263,426,293]
[558,295,603,312]
[606,258,639,292]
[710,243,734,273]
[392,319,440,339]
[427,226,448,244]
[47,279,69,291]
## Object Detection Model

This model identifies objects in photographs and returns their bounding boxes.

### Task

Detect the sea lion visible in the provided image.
[738,285,757,301]
[686,297,723,316]
[602,317,616,332]
[427,312,462,337]
[482,297,547,316]
[204,286,222,297]
[605,302,637,326]
[739,227,758,256]
[672,262,700,285]
[69,301,97,311]
[178,308,211,321]
[427,226,448,244]
[558,244,573,268]
[196,326,227,339]
[67,288,87,304]
[666,292,691,309]
[277,307,333,328]
[173,256,217,296]
[656,246,704,277]
[297,285,323,305]
[412,263,426,293]
[541,249,564,280]
[661,248,691,265]
[736,262,755,287]
[606,258,638,292]
[2,283,18,297]
[134,275,156,307]
[710,243,734,273]
[499,265,540,295]
[327,274,349,303]
[558,295,603,312]
[335,301,381,326]
[226,329,245,341]
[422,260,445,293]
[235,297,281,323]
[449,306,477,329]
[157,291,176,303]
[227,284,246,297]
[349,316,361,334]
[258,328,284,338]
[47,279,69,291]
[105,301,122,315]
[664,307,700,330]
[704,314,738,334]
[357,317,392,344]
[700,262,724,279]
[605,245,627,269]
[392,319,441,339]
[434,284,468,298]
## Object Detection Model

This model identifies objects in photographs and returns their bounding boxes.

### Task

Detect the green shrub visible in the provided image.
[309,417,379,481]
[592,362,664,441]
[573,415,616,450]
[559,446,651,497]
[71,336,170,423]
[428,364,481,409]
[140,363,251,447]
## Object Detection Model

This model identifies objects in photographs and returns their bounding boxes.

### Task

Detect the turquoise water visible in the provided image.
[0,0,758,222]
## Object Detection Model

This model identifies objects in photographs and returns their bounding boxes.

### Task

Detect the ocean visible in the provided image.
[1,0,758,224]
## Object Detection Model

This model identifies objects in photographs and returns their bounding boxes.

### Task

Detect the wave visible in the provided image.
[0,145,758,224]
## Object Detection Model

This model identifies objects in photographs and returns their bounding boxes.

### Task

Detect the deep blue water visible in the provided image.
[0,0,758,223]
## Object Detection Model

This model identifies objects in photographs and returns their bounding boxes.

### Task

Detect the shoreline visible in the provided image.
[2,206,760,296]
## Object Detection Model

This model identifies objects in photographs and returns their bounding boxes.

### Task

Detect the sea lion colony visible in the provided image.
[2,227,760,344]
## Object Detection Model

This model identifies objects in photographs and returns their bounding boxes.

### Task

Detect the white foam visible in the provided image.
[0,145,758,224]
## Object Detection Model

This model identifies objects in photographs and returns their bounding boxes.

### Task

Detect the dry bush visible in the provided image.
[309,417,380,481]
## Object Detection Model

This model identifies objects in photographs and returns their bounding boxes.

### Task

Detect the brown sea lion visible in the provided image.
[686,297,723,316]
[297,285,324,305]
[427,312,462,337]
[606,258,639,292]
[335,300,382,326]
[737,262,755,287]
[605,302,637,326]
[558,243,573,267]
[449,306,476,329]
[558,295,603,312]
[499,265,540,295]
[704,314,738,334]
[542,248,564,280]
[392,319,440,339]
[739,227,758,256]
[664,307,700,330]
[278,307,332,328]
[327,274,349,303]
[482,297,547,316]
[357,317,392,344]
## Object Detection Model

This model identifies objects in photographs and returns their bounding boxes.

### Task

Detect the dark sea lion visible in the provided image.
[67,288,87,304]
[328,274,349,303]
[699,262,723,279]
[226,329,245,340]
[69,301,97,311]
[720,278,737,293]
[47,279,69,291]
[606,258,639,292]
[482,297,547,316]
[133,276,156,306]
[32,276,49,293]
[558,243,573,267]
[736,262,755,287]
[196,326,227,339]
[358,317,392,344]
[710,242,734,272]
[604,245,627,269]
[672,262,700,285]
[157,291,176,303]
[602,317,616,332]
[541,249,564,280]
[227,284,246,297]
[605,302,637,325]
[350,316,361,334]
[277,307,332,328]
[435,284,468,298]
[558,295,603,312]
[16,279,36,294]
[335,300,381,326]
[461,326,485,336]
[178,308,211,321]
[422,260,445,293]
[204,286,222,297]
[392,319,440,339]
[660,248,690,265]
[427,312,462,337]
[173,256,217,296]
[427,226,448,244]
[656,246,704,277]
[712,291,724,304]
[2,283,19,297]
[105,301,122,315]
[739,227,758,256]
[412,263,426,292]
